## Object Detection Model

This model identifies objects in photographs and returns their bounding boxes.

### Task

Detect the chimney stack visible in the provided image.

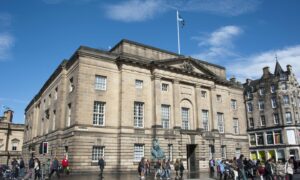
[263,66,270,78]
[287,64,292,73]
[3,110,13,123]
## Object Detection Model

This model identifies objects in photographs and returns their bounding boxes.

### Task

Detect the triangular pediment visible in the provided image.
[154,58,217,77]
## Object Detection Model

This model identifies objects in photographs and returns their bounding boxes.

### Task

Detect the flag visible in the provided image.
[177,13,185,28]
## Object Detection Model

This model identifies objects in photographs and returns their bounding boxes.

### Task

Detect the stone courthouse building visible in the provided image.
[244,62,300,162]
[23,39,249,172]
[0,109,24,164]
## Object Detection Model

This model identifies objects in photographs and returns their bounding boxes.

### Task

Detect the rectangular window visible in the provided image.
[67,103,71,127]
[283,95,290,105]
[233,118,239,134]
[181,108,189,130]
[258,100,264,110]
[235,148,241,159]
[134,144,144,161]
[271,84,276,93]
[249,118,254,128]
[274,131,283,144]
[167,144,173,161]
[217,95,222,102]
[54,87,58,100]
[12,142,18,151]
[201,91,207,98]
[93,101,105,126]
[285,112,292,123]
[282,82,287,90]
[231,99,237,110]
[161,105,170,129]
[134,102,144,128]
[221,146,226,159]
[52,110,56,131]
[266,132,274,145]
[247,102,253,112]
[92,146,104,161]
[48,94,51,106]
[259,88,265,95]
[260,116,266,126]
[95,75,107,90]
[69,77,74,92]
[287,130,296,144]
[135,80,143,89]
[217,113,224,133]
[161,83,169,92]
[296,112,299,123]
[271,98,277,108]
[257,133,264,145]
[246,91,252,99]
[249,134,256,146]
[202,110,209,131]
[273,113,279,125]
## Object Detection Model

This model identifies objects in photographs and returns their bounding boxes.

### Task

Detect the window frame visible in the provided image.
[92,146,105,162]
[161,105,170,129]
[134,102,144,128]
[134,144,144,162]
[95,75,107,91]
[135,79,143,89]
[93,101,106,126]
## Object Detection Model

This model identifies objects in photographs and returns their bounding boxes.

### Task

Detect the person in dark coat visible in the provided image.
[49,157,60,179]
[98,156,105,178]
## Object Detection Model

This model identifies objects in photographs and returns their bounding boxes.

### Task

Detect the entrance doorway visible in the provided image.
[186,144,198,172]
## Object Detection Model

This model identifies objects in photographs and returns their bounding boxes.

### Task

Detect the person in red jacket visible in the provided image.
[61,156,69,175]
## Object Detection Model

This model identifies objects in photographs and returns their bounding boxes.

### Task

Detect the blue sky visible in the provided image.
[1,0,300,123]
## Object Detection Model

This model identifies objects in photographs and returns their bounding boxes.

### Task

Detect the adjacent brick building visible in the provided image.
[244,62,300,162]
[23,39,249,172]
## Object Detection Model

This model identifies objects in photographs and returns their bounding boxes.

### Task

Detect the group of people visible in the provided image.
[210,154,297,180]
[16,155,69,180]
[137,157,185,180]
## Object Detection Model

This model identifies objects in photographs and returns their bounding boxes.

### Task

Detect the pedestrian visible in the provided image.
[179,159,185,179]
[231,157,239,180]
[217,160,225,180]
[34,158,41,180]
[23,155,35,180]
[49,157,60,179]
[174,159,180,179]
[237,154,247,180]
[285,157,294,180]
[138,157,145,179]
[276,160,285,180]
[11,158,19,178]
[209,158,215,177]
[145,159,150,176]
[166,159,171,180]
[154,159,162,180]
[19,157,25,177]
[98,156,105,178]
[265,158,274,180]
[61,156,69,175]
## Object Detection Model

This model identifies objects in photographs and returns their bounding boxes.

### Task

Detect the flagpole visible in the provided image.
[176,10,181,55]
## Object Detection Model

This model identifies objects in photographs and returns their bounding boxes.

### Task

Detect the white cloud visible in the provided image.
[227,45,300,82]
[192,25,242,62]
[0,33,14,61]
[182,0,261,16]
[105,0,167,22]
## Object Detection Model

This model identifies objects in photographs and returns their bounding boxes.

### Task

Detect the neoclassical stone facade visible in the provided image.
[0,110,24,164]
[23,39,249,172]
[244,62,300,162]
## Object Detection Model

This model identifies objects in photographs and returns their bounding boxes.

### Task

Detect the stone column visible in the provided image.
[210,86,217,130]
[153,76,162,127]
[195,84,201,130]
[172,80,181,128]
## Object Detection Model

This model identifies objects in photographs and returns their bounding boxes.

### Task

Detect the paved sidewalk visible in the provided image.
[47,171,216,180]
